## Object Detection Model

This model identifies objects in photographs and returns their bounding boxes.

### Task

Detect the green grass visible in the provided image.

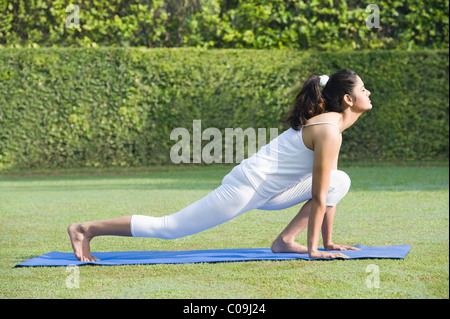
[0,163,448,299]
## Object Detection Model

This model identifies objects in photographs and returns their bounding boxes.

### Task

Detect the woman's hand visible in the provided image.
[308,250,349,259]
[325,243,360,252]
[308,243,360,258]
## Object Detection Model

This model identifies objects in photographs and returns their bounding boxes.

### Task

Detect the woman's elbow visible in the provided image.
[311,194,328,209]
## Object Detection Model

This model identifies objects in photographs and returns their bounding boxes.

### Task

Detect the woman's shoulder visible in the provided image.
[305,112,342,126]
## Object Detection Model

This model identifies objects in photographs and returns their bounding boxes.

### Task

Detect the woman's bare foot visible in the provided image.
[68,223,100,262]
[271,236,308,254]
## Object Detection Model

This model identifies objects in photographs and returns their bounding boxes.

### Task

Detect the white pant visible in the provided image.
[130,167,351,239]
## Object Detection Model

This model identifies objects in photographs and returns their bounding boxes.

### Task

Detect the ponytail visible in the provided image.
[284,69,358,130]
[284,75,325,128]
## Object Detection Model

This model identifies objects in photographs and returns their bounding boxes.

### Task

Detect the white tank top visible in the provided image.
[240,122,339,197]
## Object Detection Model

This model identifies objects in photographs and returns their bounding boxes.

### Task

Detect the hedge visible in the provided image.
[0,48,448,171]
[1,0,448,50]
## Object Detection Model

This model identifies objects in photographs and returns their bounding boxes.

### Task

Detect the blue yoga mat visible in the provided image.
[15,245,411,267]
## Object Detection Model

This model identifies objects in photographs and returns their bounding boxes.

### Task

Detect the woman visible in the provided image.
[68,69,372,262]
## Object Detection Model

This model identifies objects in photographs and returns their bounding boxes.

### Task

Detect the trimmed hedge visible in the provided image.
[0,48,448,171]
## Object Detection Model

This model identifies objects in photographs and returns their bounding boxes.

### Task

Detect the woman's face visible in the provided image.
[350,76,372,112]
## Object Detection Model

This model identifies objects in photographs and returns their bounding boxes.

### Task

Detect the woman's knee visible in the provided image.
[331,170,351,192]
[326,170,351,206]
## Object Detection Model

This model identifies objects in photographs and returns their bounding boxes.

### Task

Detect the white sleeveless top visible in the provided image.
[239,122,339,197]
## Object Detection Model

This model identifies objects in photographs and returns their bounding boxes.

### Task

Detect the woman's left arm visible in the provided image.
[322,207,359,251]
[307,127,346,258]
[317,131,360,253]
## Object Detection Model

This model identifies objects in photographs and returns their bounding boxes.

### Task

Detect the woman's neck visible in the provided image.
[339,108,363,132]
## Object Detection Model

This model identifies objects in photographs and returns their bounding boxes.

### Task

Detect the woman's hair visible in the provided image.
[284,69,359,129]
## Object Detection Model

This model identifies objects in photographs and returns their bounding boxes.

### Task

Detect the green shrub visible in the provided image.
[0,48,448,171]
[1,0,448,50]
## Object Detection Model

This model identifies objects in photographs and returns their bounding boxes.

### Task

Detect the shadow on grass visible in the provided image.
[0,163,448,192]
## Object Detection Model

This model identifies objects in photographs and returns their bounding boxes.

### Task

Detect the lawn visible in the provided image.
[0,163,448,299]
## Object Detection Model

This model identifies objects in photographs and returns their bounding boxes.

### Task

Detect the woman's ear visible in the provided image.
[342,94,353,107]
